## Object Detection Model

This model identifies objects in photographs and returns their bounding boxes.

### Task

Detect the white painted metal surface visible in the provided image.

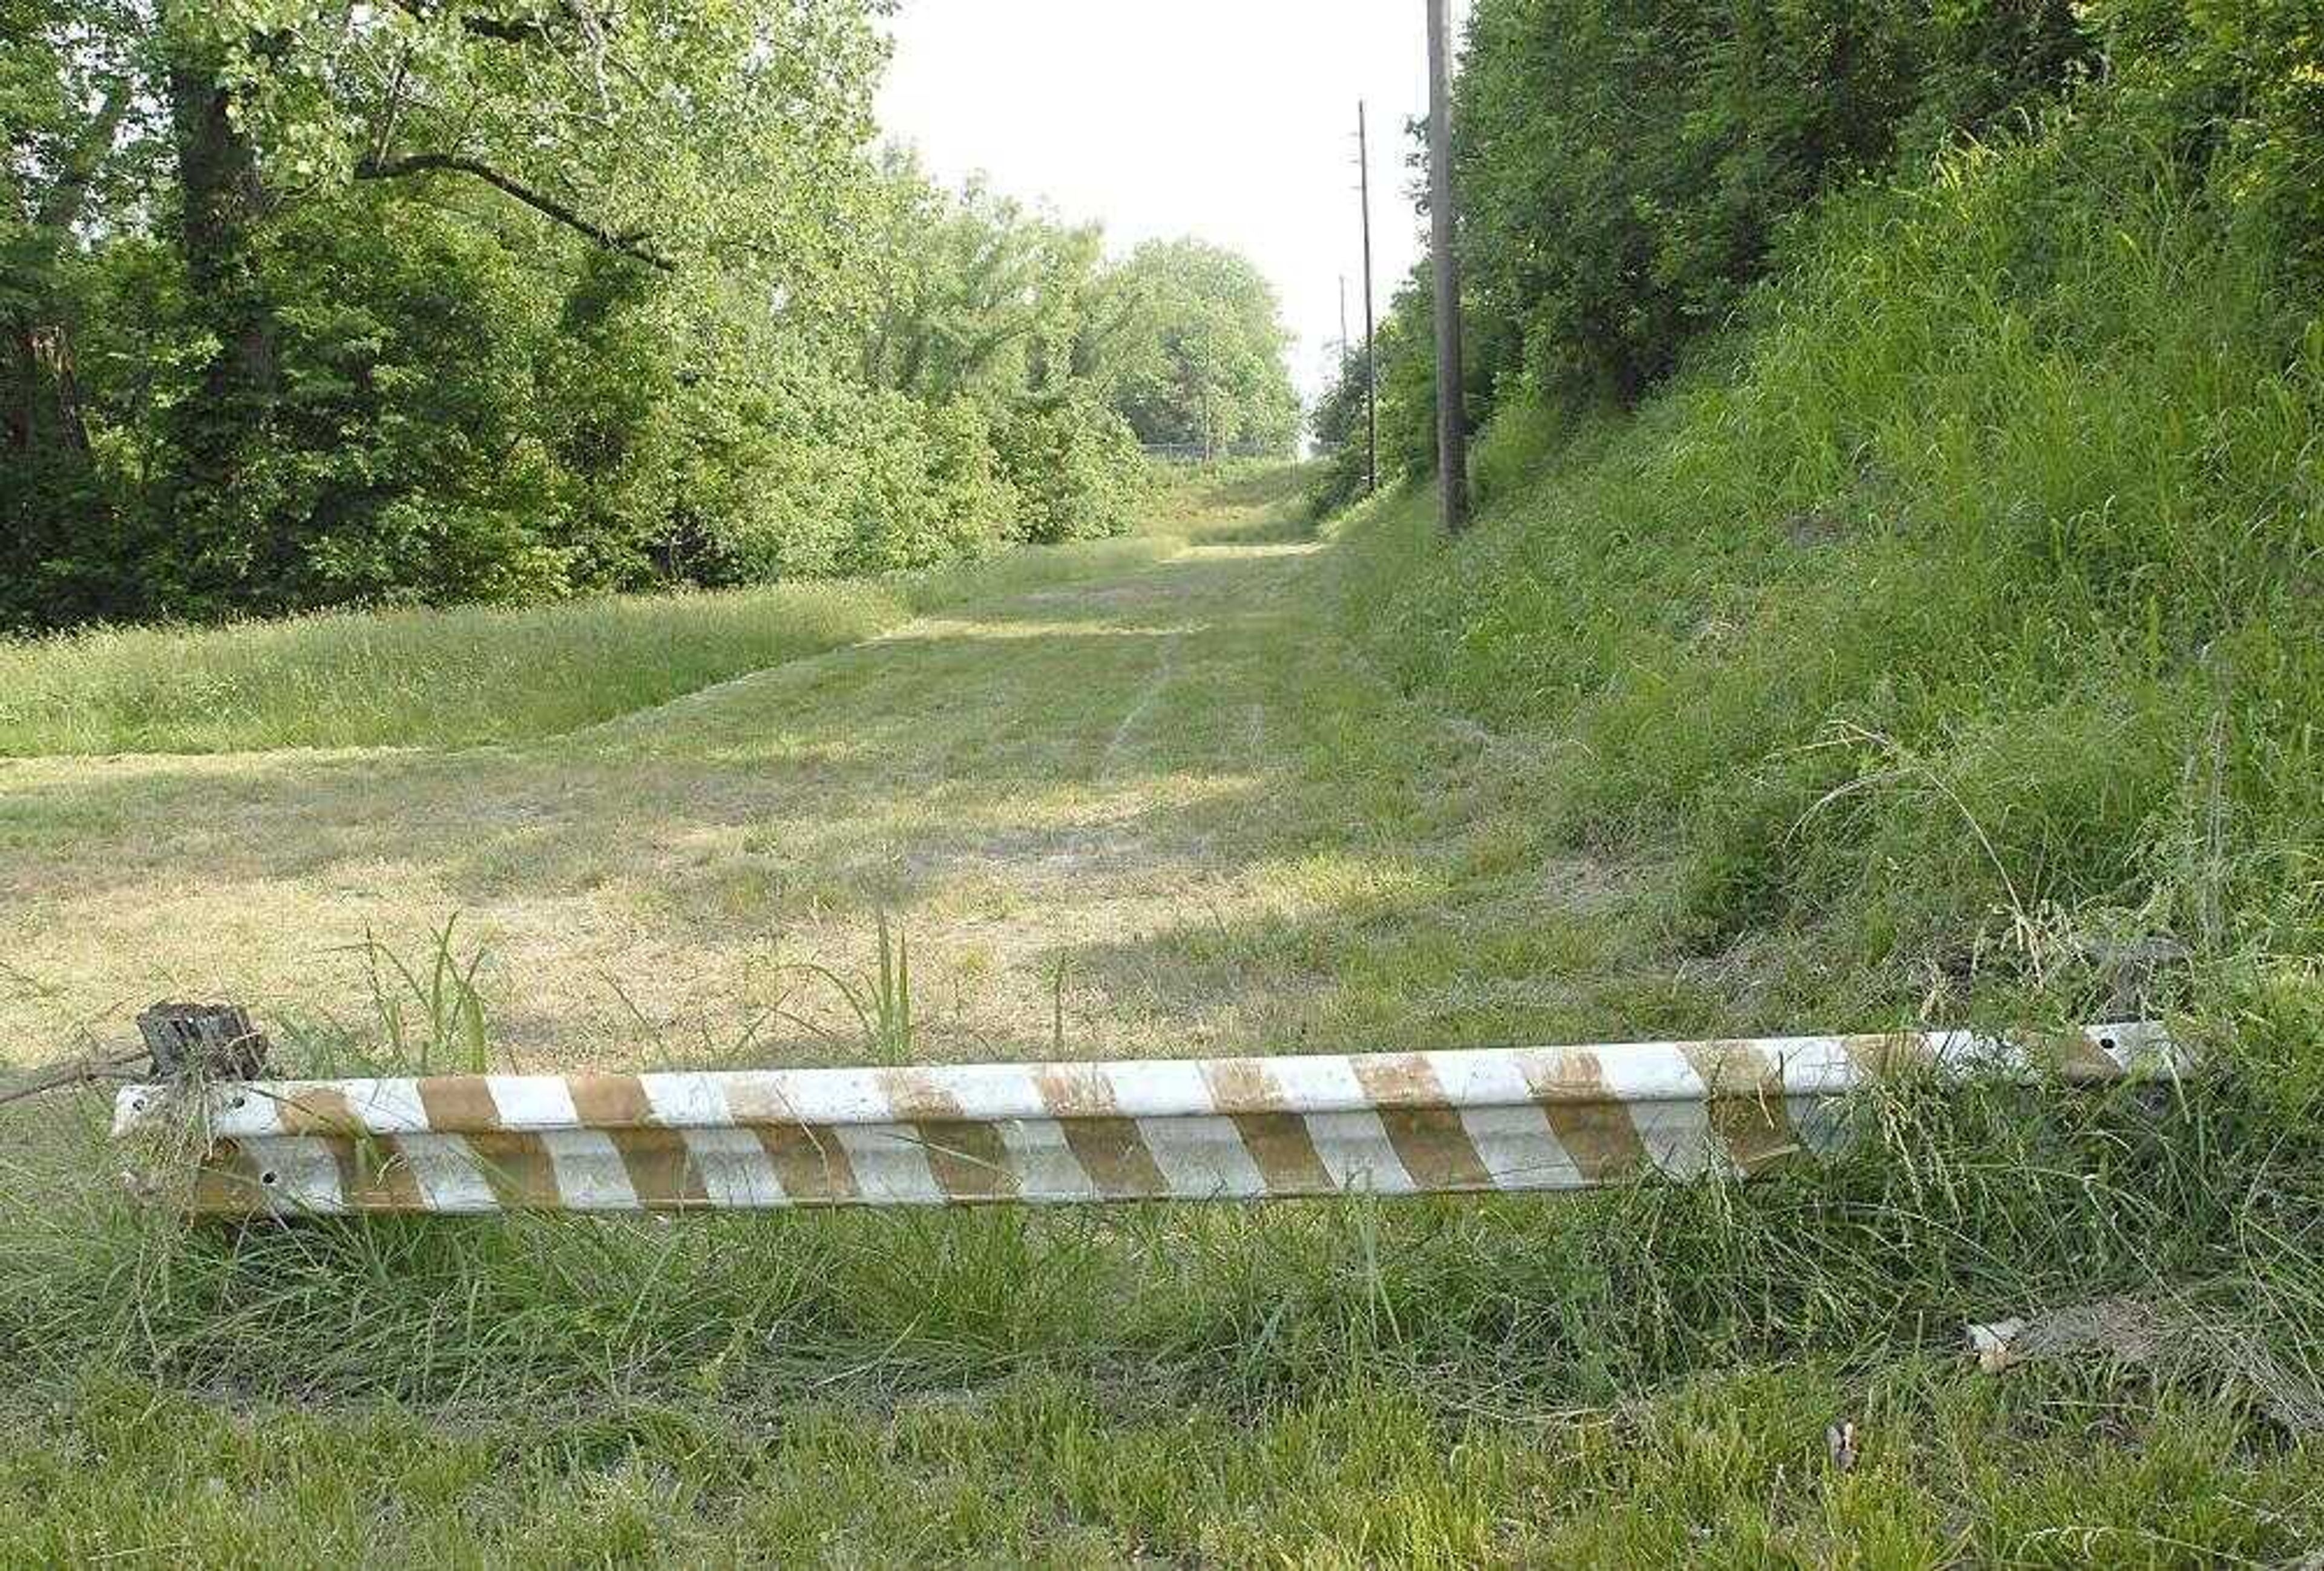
[113,1022,2180,1216]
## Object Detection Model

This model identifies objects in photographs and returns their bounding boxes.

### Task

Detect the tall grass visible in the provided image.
[6,1040,2315,1421]
[0,535,1180,757]
[4,923,2317,1426]
[1316,96,2324,1463]
[1341,110,2323,1015]
[2,918,2316,1554]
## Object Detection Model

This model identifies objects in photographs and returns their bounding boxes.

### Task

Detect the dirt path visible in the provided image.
[0,482,1659,1072]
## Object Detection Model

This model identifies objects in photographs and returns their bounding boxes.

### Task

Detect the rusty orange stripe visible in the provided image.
[1352,1055,1492,1191]
[1202,1060,1333,1193]
[1519,1049,1650,1181]
[321,1133,423,1210]
[187,1138,268,1215]
[718,1077,860,1200]
[564,1075,708,1200]
[415,1075,501,1133]
[1681,1041,1800,1175]
[749,1122,859,1201]
[879,1069,1017,1201]
[1035,1064,1170,1198]
[460,1131,565,1209]
[568,1074,655,1128]
[605,1129,711,1207]
[273,1085,366,1137]
[269,1089,435,1204]
[1837,1031,1932,1078]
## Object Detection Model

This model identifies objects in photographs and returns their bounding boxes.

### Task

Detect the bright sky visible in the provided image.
[876,1,1454,409]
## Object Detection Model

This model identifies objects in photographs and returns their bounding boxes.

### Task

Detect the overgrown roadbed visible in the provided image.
[1,470,1658,1075]
[2,472,2317,1563]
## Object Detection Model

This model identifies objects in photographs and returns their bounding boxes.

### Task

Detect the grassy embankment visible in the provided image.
[2,108,2320,1564]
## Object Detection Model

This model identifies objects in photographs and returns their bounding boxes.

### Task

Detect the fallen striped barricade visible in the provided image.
[111,1021,2182,1217]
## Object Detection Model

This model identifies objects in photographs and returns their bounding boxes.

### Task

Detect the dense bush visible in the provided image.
[2090,0,2324,267]
[997,396,1149,544]
[1455,0,2091,407]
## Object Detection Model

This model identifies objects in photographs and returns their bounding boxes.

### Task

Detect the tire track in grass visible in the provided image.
[1096,630,1183,781]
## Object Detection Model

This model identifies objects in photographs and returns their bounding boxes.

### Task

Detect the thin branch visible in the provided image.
[372,50,413,169]
[0,1046,145,1109]
[353,150,673,271]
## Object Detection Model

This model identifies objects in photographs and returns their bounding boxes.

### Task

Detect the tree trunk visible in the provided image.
[3,80,122,498]
[167,31,278,493]
[13,321,91,453]
[4,76,118,628]
[157,22,292,611]
[171,51,276,402]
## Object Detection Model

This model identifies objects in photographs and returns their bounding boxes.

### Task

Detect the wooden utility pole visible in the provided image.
[1356,100,1378,495]
[1425,0,1468,531]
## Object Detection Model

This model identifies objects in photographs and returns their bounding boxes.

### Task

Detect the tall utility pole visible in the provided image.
[1356,100,1378,495]
[1425,0,1468,531]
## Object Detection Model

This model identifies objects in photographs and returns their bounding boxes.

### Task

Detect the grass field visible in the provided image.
[2,456,2319,1563]
[11,1360,2316,1564]
[0,535,1184,756]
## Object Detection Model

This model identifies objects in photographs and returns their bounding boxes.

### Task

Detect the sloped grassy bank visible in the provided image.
[1340,105,2321,1062]
[1310,85,2324,1541]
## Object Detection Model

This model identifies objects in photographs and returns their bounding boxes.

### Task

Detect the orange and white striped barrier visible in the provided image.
[113,1023,2179,1216]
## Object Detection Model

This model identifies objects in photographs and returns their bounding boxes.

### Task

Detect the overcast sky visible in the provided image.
[876,1,1455,407]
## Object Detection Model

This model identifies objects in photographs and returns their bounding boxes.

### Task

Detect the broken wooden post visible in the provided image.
[136,1002,271,1081]
[0,1001,272,1111]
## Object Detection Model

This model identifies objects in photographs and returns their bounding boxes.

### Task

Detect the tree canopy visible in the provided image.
[2,1,1297,632]
[1106,238,1299,458]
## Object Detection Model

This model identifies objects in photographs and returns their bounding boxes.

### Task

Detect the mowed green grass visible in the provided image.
[1,238,2318,1565]
[7,1057,2322,1565]
[0,533,1182,756]
[10,1362,2314,1565]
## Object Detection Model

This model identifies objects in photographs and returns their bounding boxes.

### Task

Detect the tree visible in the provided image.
[179,0,886,280]
[2,0,154,621]
[859,160,1112,405]
[1,1,1288,632]
[1105,238,1299,459]
[133,0,889,608]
